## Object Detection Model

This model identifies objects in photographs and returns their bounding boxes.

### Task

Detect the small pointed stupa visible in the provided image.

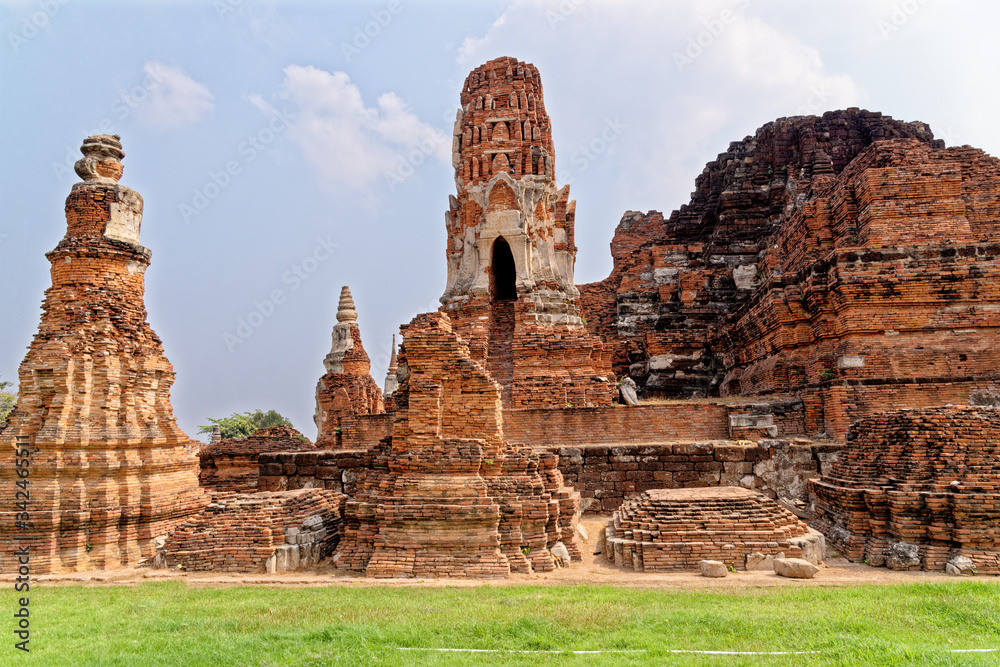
[313,286,383,448]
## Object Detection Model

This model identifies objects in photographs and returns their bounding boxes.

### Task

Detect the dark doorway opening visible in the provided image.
[491,237,517,301]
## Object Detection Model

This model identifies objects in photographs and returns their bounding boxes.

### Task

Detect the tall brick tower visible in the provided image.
[441,57,613,409]
[0,135,206,572]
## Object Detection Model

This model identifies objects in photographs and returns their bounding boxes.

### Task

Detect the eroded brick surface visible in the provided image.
[160,488,344,573]
[0,135,206,572]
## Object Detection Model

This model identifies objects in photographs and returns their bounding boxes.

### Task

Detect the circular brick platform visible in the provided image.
[606,487,822,572]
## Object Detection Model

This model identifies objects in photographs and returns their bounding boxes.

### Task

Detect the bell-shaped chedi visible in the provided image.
[0,135,207,572]
[314,286,383,448]
[332,311,582,578]
[441,57,613,409]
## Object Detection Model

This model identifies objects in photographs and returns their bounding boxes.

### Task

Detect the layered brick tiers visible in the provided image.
[0,135,206,573]
[579,109,1000,438]
[810,406,1000,573]
[159,489,344,573]
[331,311,581,578]
[606,487,820,571]
[199,425,315,492]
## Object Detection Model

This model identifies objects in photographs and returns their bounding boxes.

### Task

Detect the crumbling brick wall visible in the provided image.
[810,405,1000,574]
[159,489,344,573]
[199,425,315,492]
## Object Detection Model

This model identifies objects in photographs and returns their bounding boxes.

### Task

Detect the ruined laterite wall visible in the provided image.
[263,438,842,515]
[0,135,206,573]
[810,406,1000,574]
[198,425,315,493]
[159,489,344,573]
[550,440,840,512]
[503,404,730,446]
[305,398,808,452]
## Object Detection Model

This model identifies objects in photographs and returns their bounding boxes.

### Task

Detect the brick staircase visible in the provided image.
[487,299,515,407]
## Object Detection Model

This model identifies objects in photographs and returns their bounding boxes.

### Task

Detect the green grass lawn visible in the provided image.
[3,581,999,666]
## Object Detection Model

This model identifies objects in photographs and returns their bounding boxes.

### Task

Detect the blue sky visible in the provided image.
[2,0,999,441]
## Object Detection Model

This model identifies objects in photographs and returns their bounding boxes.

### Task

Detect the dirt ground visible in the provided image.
[6,515,991,590]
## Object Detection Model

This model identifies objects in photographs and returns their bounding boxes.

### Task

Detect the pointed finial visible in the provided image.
[75,134,124,184]
[383,334,400,397]
[336,286,357,324]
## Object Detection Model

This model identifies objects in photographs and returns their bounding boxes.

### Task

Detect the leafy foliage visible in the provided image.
[0,373,16,425]
[198,409,294,440]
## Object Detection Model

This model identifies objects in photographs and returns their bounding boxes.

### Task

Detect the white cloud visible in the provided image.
[457,10,508,66]
[270,65,450,191]
[134,61,214,129]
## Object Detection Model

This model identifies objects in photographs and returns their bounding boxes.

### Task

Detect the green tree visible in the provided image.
[0,374,17,426]
[198,409,294,440]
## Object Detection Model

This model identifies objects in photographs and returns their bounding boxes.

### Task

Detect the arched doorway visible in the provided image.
[490,237,517,300]
[487,237,516,407]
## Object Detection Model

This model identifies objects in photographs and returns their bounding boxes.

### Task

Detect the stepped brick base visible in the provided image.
[606,486,820,571]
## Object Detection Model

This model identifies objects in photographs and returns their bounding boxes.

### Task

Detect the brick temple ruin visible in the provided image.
[3,57,999,576]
